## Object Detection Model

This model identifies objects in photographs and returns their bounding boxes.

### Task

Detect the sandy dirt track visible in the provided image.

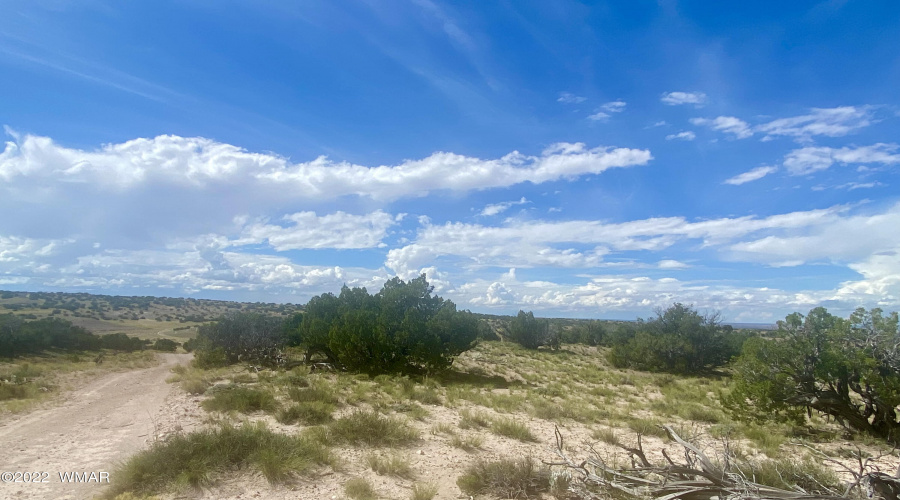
[0,353,192,500]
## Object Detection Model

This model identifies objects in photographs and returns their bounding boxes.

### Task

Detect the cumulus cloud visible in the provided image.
[0,133,651,249]
[665,131,696,141]
[557,92,586,104]
[587,111,610,121]
[660,91,707,106]
[723,166,778,185]
[0,133,651,198]
[690,116,753,139]
[782,143,900,176]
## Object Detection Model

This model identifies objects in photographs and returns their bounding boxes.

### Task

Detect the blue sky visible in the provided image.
[2,0,900,322]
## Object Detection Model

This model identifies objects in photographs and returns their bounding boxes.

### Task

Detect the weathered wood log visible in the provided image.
[546,425,896,500]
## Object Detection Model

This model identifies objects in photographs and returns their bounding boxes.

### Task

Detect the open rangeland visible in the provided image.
[85,341,900,500]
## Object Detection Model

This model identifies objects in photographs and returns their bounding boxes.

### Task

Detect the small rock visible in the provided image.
[417,449,424,455]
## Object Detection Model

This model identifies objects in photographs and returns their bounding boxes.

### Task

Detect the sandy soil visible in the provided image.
[0,353,194,500]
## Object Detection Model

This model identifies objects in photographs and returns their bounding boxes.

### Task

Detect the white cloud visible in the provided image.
[727,203,900,265]
[838,181,884,190]
[0,236,72,262]
[723,166,778,185]
[756,106,873,142]
[658,259,689,269]
[385,204,851,275]
[660,91,707,106]
[0,133,651,199]
[479,197,528,217]
[690,116,753,139]
[587,111,610,121]
[783,143,900,175]
[665,131,696,141]
[557,92,586,104]
[233,211,397,250]
[601,100,627,113]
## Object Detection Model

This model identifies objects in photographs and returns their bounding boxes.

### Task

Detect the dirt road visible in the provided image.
[0,353,192,500]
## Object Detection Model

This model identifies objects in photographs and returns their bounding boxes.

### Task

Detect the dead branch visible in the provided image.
[544,425,896,500]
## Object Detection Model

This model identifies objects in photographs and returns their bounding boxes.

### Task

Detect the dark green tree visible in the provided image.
[608,303,741,374]
[296,275,478,374]
[725,307,900,443]
[507,310,550,350]
[196,312,286,366]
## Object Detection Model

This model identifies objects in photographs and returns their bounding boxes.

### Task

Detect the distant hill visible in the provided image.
[0,290,302,340]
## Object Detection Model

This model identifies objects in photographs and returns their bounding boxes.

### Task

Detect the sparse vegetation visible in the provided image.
[201,385,277,414]
[457,457,549,499]
[409,482,438,500]
[490,416,537,442]
[109,422,332,496]
[325,410,419,447]
[367,452,415,478]
[344,477,378,500]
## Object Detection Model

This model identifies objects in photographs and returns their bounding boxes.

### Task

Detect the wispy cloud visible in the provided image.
[601,100,627,113]
[665,131,696,141]
[724,166,778,185]
[783,143,900,175]
[660,91,707,107]
[690,116,753,139]
[557,92,586,104]
[757,106,873,142]
[479,197,529,216]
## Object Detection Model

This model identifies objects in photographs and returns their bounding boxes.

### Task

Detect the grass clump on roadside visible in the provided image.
[276,401,335,425]
[367,452,415,479]
[457,457,549,499]
[324,410,419,447]
[344,477,378,500]
[109,422,333,496]
[201,385,277,414]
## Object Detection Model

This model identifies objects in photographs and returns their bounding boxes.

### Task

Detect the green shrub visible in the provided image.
[195,313,287,367]
[366,453,414,478]
[295,275,480,374]
[749,456,840,493]
[457,458,549,499]
[449,433,484,452]
[151,339,179,352]
[193,346,228,369]
[109,422,332,495]
[490,417,537,442]
[326,410,419,447]
[277,402,334,425]
[725,307,900,444]
[410,482,438,500]
[344,477,377,500]
[288,385,339,405]
[201,385,277,414]
[507,311,553,350]
[608,303,746,374]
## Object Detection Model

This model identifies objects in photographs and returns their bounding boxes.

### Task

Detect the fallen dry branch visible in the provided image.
[546,425,900,500]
